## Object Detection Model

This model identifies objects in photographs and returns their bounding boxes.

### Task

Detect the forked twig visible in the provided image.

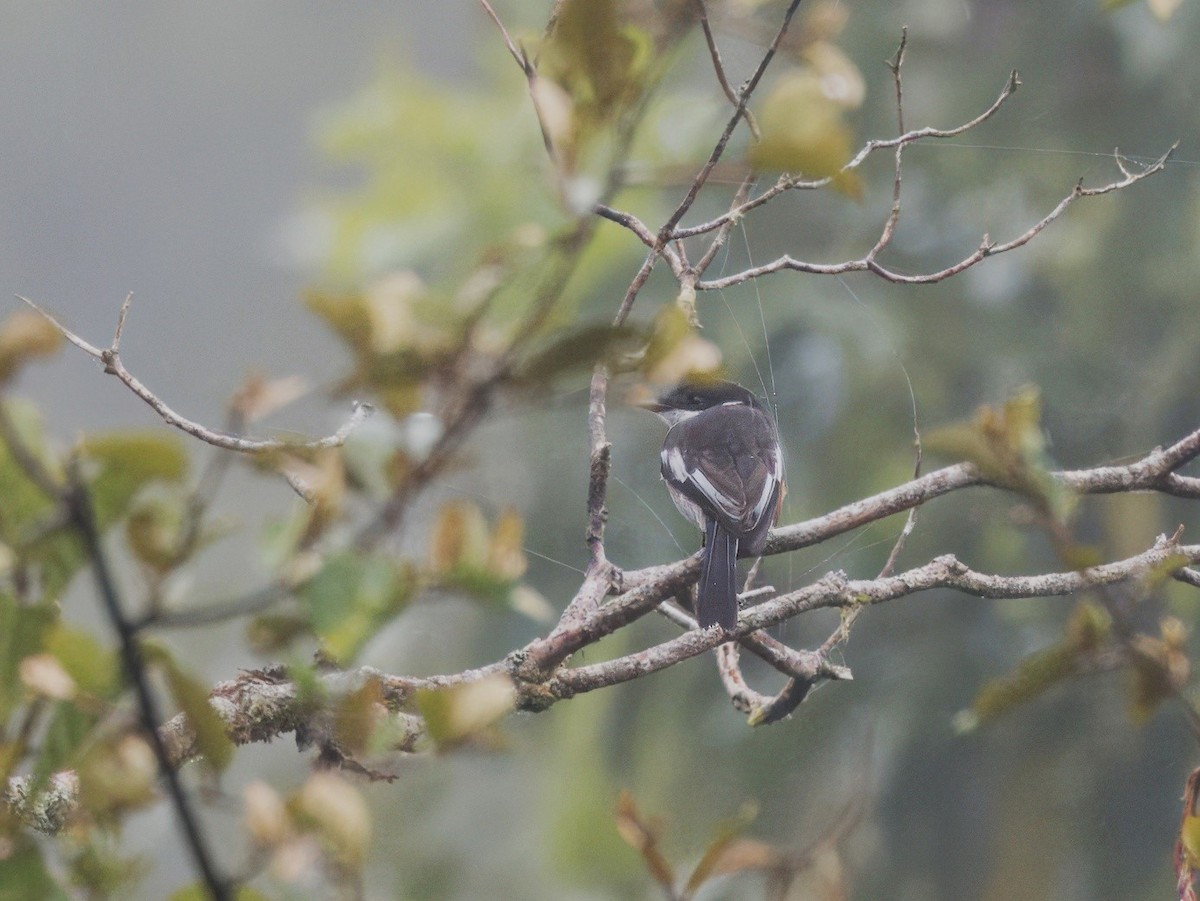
[16,295,373,455]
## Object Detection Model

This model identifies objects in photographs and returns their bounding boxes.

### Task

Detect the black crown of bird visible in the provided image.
[638,377,784,631]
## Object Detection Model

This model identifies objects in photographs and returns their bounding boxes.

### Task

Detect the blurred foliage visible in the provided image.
[3,0,1200,898]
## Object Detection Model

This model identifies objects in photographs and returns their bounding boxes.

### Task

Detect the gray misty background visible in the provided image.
[5,2,1200,899]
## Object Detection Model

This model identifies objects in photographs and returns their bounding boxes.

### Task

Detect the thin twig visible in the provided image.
[695,0,760,139]
[672,68,1022,241]
[16,295,374,455]
[111,291,134,353]
[656,0,804,245]
[477,0,531,75]
[867,28,910,262]
[697,142,1176,291]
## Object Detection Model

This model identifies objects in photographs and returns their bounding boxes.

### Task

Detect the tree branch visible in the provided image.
[64,472,231,901]
[544,536,1200,701]
[696,143,1176,290]
[15,294,373,456]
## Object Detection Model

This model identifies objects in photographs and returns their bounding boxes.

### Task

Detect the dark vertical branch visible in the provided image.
[64,472,231,901]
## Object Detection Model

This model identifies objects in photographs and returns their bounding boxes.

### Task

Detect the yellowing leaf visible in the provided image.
[639,305,723,384]
[78,734,159,817]
[804,41,865,108]
[125,498,184,573]
[417,674,516,749]
[0,310,63,385]
[143,645,233,773]
[430,501,489,573]
[231,373,310,424]
[487,509,527,582]
[529,77,576,159]
[1148,0,1182,19]
[684,801,760,892]
[1182,815,1200,868]
[749,71,860,196]
[294,772,372,867]
[704,838,782,876]
[333,676,386,758]
[614,790,676,890]
[362,270,430,354]
[540,0,651,150]
[18,653,76,701]
[244,780,291,848]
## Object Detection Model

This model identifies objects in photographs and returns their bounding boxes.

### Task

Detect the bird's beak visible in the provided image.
[626,384,666,413]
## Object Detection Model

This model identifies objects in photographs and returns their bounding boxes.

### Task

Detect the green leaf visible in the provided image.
[77,431,188,530]
[34,702,98,785]
[513,323,637,385]
[246,612,313,655]
[0,592,58,719]
[124,497,187,573]
[0,839,69,901]
[0,399,59,545]
[299,553,412,664]
[927,387,1074,526]
[957,602,1110,729]
[19,431,188,600]
[68,842,147,898]
[334,676,386,758]
[168,886,269,901]
[77,734,159,819]
[45,624,119,700]
[146,645,233,773]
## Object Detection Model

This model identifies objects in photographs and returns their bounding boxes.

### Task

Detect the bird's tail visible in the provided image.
[698,519,738,630]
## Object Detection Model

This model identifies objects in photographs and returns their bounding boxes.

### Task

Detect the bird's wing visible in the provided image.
[661,404,782,538]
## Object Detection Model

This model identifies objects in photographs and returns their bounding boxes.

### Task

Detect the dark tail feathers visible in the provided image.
[697,519,738,630]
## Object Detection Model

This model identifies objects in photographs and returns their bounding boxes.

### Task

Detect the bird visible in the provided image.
[639,378,784,630]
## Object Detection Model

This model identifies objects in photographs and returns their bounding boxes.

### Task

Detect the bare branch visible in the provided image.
[695,0,760,139]
[593,205,686,276]
[7,664,433,835]
[656,0,804,245]
[673,66,1020,241]
[698,141,1176,291]
[111,291,134,353]
[477,0,531,76]
[692,173,756,279]
[16,295,374,455]
[546,537,1200,700]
